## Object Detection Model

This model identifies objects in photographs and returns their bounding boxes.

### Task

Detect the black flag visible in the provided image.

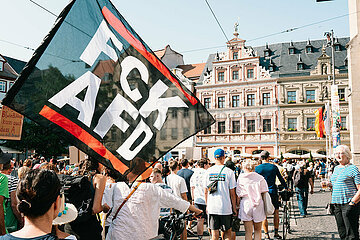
[3,0,214,180]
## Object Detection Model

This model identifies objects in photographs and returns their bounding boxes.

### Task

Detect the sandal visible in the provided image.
[273,233,282,239]
[264,232,271,239]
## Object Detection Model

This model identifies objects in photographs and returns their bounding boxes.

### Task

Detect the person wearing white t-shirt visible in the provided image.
[150,168,173,216]
[204,149,237,240]
[105,181,202,240]
[165,160,188,200]
[164,160,188,240]
[190,159,209,240]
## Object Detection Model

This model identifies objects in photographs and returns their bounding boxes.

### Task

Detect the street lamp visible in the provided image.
[324,30,341,151]
[275,127,279,156]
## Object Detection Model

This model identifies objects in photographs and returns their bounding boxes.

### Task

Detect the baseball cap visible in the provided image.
[260,150,270,159]
[214,149,225,158]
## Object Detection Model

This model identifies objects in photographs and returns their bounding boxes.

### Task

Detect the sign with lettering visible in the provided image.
[0,106,24,140]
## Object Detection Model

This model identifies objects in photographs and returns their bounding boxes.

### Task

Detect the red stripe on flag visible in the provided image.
[39,105,128,174]
[102,6,198,106]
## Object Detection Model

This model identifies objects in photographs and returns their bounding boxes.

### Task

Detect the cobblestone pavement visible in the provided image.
[283,179,339,240]
[188,179,340,239]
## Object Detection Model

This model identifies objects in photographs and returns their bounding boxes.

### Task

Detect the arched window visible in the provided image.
[318,151,326,155]
[252,150,264,155]
[234,150,241,155]
[289,150,308,155]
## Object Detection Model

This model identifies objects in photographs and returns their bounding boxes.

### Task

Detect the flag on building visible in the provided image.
[315,106,325,138]
[2,0,214,180]
[323,102,331,136]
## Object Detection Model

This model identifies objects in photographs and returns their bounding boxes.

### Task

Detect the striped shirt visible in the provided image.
[5,175,18,193]
[330,164,360,204]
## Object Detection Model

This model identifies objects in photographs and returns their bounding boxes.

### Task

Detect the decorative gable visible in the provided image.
[310,45,339,75]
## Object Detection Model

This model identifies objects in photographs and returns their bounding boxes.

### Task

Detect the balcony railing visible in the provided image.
[196,132,276,143]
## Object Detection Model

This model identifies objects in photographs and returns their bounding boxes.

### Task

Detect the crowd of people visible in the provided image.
[0,144,357,240]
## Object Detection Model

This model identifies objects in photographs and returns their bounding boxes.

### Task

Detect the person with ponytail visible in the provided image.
[0,169,61,240]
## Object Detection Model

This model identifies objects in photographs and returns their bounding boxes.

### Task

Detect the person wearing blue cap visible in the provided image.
[255,150,288,239]
[203,149,237,240]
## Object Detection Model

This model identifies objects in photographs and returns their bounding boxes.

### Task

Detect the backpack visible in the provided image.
[58,174,94,223]
[294,169,307,188]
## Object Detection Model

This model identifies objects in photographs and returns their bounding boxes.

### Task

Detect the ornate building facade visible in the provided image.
[274,38,350,155]
[195,28,349,157]
[196,31,279,155]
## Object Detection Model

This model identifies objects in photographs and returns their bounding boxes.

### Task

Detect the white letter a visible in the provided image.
[48,71,101,127]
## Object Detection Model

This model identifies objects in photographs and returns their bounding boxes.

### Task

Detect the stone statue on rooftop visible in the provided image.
[234,22,239,33]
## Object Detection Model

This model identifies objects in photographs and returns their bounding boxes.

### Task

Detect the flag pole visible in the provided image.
[326,133,328,161]
[328,100,332,159]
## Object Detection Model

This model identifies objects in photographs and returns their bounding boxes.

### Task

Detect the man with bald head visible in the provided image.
[154,162,163,172]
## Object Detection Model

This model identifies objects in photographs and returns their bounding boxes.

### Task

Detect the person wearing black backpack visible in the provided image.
[293,162,314,217]
[62,158,107,240]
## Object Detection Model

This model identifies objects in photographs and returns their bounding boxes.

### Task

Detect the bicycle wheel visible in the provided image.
[287,202,292,234]
[282,205,289,240]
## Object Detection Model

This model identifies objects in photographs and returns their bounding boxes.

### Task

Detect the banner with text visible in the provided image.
[2,0,214,180]
[0,106,24,140]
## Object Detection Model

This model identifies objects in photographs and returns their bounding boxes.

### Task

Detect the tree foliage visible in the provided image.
[2,118,68,158]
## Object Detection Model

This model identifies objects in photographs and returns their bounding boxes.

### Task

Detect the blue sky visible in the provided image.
[1,0,349,64]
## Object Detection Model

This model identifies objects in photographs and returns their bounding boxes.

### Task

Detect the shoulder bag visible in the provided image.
[207,166,226,194]
[262,192,275,216]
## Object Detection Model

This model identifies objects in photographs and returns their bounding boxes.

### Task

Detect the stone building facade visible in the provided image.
[274,39,349,156]
[196,32,279,155]
[196,30,349,157]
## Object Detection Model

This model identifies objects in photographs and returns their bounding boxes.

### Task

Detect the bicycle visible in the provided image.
[155,212,195,240]
[279,190,294,240]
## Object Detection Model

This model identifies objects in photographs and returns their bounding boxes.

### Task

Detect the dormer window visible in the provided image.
[264,43,271,57]
[305,39,313,53]
[297,55,304,70]
[297,63,304,70]
[306,46,313,53]
[289,48,295,55]
[288,41,296,55]
[334,38,341,51]
[233,52,238,60]
[268,57,275,72]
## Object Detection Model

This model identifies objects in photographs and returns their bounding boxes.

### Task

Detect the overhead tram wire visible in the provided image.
[203,0,244,67]
[4,2,355,59]
[0,39,35,51]
[247,12,352,43]
[29,0,92,38]
[0,39,81,63]
[178,10,355,55]
[203,0,231,43]
[28,0,354,54]
[29,0,58,17]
